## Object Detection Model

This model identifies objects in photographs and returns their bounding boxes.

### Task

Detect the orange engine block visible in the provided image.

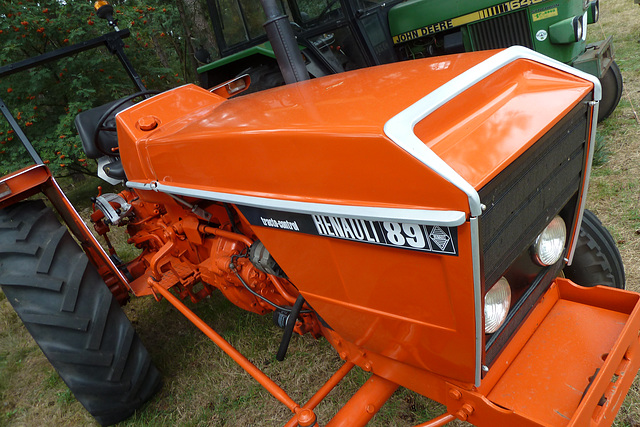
[91,188,321,337]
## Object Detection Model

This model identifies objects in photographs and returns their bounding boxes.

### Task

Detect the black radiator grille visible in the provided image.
[478,97,591,366]
[479,99,590,290]
[469,10,533,50]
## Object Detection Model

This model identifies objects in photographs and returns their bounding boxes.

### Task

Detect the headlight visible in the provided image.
[588,1,599,24]
[532,215,566,266]
[574,16,583,41]
[549,16,584,44]
[485,277,511,333]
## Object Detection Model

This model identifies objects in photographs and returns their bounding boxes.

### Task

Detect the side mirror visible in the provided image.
[209,74,251,98]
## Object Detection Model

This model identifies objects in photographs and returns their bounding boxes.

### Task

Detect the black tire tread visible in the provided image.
[598,60,623,122]
[564,209,625,289]
[0,200,161,426]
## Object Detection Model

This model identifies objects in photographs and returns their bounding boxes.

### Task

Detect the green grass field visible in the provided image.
[2,0,640,425]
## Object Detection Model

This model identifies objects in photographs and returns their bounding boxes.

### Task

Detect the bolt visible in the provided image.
[339,352,347,360]
[456,404,474,421]
[363,362,372,372]
[449,389,462,400]
[365,404,375,414]
[297,408,317,426]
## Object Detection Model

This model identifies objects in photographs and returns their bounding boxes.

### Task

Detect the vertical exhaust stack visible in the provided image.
[259,0,309,84]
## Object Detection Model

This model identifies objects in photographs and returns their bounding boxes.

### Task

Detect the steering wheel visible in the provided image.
[93,90,160,157]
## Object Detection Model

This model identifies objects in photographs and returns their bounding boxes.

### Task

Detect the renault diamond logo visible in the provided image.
[429,226,450,251]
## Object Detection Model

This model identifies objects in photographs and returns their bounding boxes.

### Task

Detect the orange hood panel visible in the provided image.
[118,49,592,216]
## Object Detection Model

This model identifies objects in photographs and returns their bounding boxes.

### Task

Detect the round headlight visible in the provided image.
[532,215,566,266]
[574,16,584,41]
[485,277,511,334]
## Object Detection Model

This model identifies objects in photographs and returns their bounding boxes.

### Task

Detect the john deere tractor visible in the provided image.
[198,0,621,121]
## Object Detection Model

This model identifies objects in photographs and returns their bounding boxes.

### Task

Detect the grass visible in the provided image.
[2,1,640,425]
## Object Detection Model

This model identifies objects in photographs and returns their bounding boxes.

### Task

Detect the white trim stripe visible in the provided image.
[567,100,599,265]
[384,46,600,217]
[470,217,483,387]
[126,181,467,227]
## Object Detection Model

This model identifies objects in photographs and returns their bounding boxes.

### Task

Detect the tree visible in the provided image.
[0,0,199,177]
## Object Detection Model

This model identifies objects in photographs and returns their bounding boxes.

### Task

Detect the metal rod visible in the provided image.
[268,274,297,304]
[0,97,43,164]
[109,38,147,92]
[199,224,253,247]
[0,30,131,78]
[326,374,399,427]
[42,170,132,295]
[283,362,355,427]
[413,413,456,427]
[305,362,355,410]
[147,278,301,413]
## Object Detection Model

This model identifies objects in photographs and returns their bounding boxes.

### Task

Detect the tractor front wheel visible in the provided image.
[598,61,623,122]
[0,200,161,426]
[564,209,625,289]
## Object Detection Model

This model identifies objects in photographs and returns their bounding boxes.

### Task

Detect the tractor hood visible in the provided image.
[118,47,595,218]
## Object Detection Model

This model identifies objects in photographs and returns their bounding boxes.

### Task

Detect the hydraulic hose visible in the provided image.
[276,294,306,361]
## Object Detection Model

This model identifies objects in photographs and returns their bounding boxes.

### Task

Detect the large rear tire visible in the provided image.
[0,200,161,426]
[564,209,625,289]
[598,61,623,122]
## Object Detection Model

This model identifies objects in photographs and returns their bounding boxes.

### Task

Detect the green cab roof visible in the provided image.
[197,42,276,74]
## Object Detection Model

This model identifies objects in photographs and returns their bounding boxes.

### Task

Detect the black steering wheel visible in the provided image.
[93,90,161,157]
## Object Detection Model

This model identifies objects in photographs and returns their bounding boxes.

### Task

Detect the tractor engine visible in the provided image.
[90,188,320,337]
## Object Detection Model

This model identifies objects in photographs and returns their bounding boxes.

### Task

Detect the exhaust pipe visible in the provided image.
[259,0,309,84]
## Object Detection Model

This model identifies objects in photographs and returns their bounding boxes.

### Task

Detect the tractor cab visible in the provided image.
[199,0,621,121]
[199,0,402,89]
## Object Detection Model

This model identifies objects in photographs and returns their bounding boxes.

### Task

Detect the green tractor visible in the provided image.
[198,0,621,121]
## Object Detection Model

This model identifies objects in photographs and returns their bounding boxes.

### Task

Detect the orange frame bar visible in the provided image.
[148,277,407,427]
[283,362,355,427]
[147,277,302,413]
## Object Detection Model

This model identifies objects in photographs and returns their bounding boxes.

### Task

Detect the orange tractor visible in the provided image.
[0,2,638,426]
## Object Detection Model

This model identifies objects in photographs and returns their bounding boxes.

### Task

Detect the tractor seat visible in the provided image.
[74,97,134,159]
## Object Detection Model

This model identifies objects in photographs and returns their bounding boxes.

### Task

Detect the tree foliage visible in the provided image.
[0,0,215,177]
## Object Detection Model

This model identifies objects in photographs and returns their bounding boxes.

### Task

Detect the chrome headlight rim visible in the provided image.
[532,215,567,266]
[484,277,512,334]
[573,15,584,41]
[590,1,599,23]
